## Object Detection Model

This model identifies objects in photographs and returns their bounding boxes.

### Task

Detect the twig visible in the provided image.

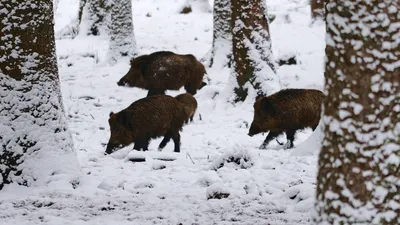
[186,153,195,164]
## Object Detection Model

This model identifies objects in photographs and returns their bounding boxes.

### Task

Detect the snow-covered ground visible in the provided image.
[0,0,325,224]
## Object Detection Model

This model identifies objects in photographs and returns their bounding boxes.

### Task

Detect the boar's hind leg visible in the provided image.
[147,89,166,97]
[158,131,172,151]
[260,131,281,149]
[171,131,181,153]
[285,130,296,149]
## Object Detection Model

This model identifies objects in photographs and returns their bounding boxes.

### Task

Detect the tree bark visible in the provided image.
[79,0,109,36]
[315,0,400,224]
[231,0,280,102]
[106,0,137,64]
[310,0,324,20]
[0,0,81,190]
[202,0,232,68]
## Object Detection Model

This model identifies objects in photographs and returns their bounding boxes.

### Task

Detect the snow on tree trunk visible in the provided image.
[231,0,280,102]
[310,0,324,20]
[106,0,137,64]
[78,0,109,36]
[315,1,400,224]
[55,0,110,39]
[179,0,212,14]
[0,0,81,190]
[202,0,232,68]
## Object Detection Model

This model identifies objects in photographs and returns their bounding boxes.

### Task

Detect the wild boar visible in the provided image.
[117,51,207,96]
[248,88,324,149]
[105,95,186,154]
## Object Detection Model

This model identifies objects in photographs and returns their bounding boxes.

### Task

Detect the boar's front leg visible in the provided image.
[259,131,281,149]
[158,132,172,151]
[142,138,150,151]
[285,130,296,149]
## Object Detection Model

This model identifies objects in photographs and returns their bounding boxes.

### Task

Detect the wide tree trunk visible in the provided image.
[231,0,280,102]
[310,0,324,20]
[106,0,137,64]
[0,0,81,190]
[202,0,232,68]
[315,0,400,224]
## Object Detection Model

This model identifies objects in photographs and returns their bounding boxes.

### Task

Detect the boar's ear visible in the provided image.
[109,111,114,117]
[255,92,265,101]
[261,98,275,115]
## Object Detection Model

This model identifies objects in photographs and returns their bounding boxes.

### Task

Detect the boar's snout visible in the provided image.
[117,78,126,86]
[105,142,119,154]
[200,81,207,89]
[248,122,260,137]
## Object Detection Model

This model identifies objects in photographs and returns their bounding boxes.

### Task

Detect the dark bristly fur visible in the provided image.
[157,93,198,150]
[117,51,207,96]
[248,88,324,149]
[105,95,186,154]
[175,93,198,123]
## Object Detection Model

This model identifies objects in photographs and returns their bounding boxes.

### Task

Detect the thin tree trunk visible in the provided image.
[0,0,81,189]
[80,0,109,36]
[315,0,400,224]
[56,0,109,39]
[231,0,280,102]
[202,0,232,68]
[106,0,137,64]
[310,0,324,20]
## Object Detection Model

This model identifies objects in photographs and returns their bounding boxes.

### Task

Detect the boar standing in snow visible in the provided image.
[117,51,207,96]
[248,88,324,149]
[175,93,198,124]
[105,95,186,154]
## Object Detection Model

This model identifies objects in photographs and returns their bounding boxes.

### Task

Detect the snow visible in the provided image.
[0,0,326,224]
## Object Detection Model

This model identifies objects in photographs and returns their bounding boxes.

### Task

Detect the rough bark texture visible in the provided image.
[202,0,232,68]
[315,0,400,224]
[311,0,324,20]
[0,0,80,190]
[106,0,137,64]
[231,0,280,102]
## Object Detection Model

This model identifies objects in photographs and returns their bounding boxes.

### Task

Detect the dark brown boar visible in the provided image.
[105,95,186,154]
[175,93,198,123]
[117,51,207,97]
[248,88,324,149]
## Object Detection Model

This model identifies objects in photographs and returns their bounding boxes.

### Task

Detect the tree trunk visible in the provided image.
[55,0,110,39]
[106,0,137,64]
[0,0,81,190]
[79,0,109,36]
[315,1,400,224]
[310,0,324,20]
[231,0,280,102]
[202,0,232,68]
